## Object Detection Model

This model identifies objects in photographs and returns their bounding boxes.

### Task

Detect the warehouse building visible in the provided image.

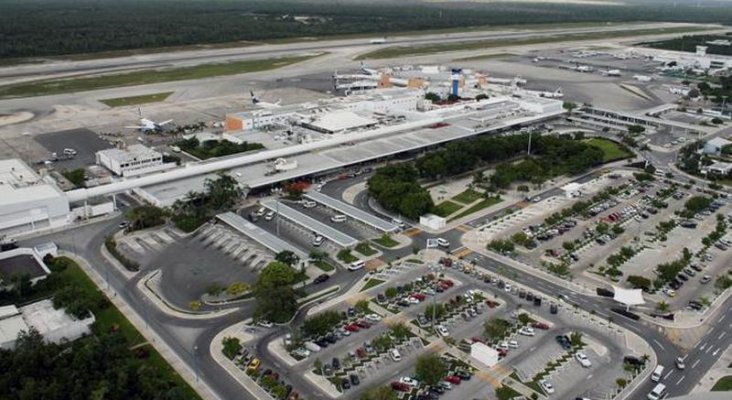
[0,159,70,236]
[96,144,174,177]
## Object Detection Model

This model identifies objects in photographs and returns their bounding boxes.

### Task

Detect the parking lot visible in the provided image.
[34,128,114,169]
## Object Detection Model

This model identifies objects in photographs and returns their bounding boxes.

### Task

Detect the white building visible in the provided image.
[0,159,70,236]
[96,144,172,177]
[703,161,732,176]
[0,299,95,349]
[703,137,732,156]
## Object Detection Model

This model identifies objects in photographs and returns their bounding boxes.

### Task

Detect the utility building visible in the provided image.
[96,144,172,177]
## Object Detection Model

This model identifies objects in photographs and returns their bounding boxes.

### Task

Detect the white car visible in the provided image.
[407,296,421,304]
[399,377,420,387]
[258,320,273,328]
[575,352,592,368]
[519,327,535,336]
[508,340,519,349]
[662,288,676,297]
[312,235,324,247]
[366,313,382,322]
[436,325,450,337]
[437,238,450,247]
[498,341,509,350]
[540,379,555,394]
[264,211,276,221]
[504,284,512,292]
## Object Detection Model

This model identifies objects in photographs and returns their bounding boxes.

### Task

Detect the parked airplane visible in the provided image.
[539,88,564,98]
[125,108,173,132]
[250,91,282,109]
[360,61,379,76]
[602,69,622,77]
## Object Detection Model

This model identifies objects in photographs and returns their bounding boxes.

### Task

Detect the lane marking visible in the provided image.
[712,348,720,356]
[691,359,701,369]
[718,332,726,340]
[705,346,713,354]
[699,343,706,351]
[653,339,666,351]
[676,375,685,385]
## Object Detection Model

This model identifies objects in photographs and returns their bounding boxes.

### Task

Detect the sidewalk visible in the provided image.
[64,251,219,400]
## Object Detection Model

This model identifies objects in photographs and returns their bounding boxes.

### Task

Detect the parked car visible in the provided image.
[675,357,686,370]
[575,352,592,368]
[540,380,555,394]
[390,382,411,392]
[399,377,420,387]
[313,274,330,284]
[436,325,450,337]
[700,275,712,284]
[444,375,461,384]
[454,370,472,380]
[350,374,360,386]
[519,327,535,336]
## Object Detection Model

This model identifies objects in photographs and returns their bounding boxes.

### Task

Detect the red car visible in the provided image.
[444,375,461,384]
[441,279,454,287]
[356,348,367,358]
[411,293,426,301]
[356,320,371,328]
[391,382,411,392]
[532,322,550,330]
[470,336,484,344]
[497,348,508,357]
[344,324,360,332]
[485,300,499,308]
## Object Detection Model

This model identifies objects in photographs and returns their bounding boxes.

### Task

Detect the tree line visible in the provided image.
[367,133,605,220]
[3,0,732,59]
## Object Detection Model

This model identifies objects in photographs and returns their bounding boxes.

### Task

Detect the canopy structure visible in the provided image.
[470,342,499,368]
[612,286,645,310]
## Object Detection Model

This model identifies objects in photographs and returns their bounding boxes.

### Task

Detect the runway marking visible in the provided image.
[675,375,685,385]
[699,343,706,351]
[705,346,713,354]
[664,369,674,379]
[719,314,727,323]
[718,332,726,340]
[712,348,720,356]
[691,359,700,369]
[653,339,666,351]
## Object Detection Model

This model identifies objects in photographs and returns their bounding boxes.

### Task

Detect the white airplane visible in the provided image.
[125,108,173,132]
[539,88,563,98]
[602,69,622,77]
[359,61,379,76]
[250,91,282,109]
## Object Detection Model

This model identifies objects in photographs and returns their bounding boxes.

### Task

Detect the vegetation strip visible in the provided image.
[99,91,174,107]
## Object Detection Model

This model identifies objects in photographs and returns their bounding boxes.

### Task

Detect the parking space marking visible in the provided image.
[675,375,685,385]
[691,359,700,369]
[664,369,674,380]
[718,331,726,340]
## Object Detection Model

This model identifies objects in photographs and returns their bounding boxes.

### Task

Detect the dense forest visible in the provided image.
[2,0,732,59]
[642,33,732,56]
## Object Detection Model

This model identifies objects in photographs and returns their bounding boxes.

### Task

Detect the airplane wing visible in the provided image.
[159,119,173,126]
[124,125,144,129]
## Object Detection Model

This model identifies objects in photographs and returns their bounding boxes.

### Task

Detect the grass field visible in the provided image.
[434,200,464,217]
[373,234,399,248]
[361,278,385,292]
[0,54,321,99]
[712,375,732,391]
[313,260,335,272]
[453,52,512,62]
[585,138,632,162]
[356,26,710,60]
[99,91,174,107]
[449,196,502,221]
[355,242,378,257]
[337,249,359,264]
[452,189,484,205]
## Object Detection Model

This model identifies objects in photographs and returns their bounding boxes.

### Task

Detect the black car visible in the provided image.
[550,303,558,314]
[332,357,340,369]
[677,273,689,282]
[341,378,351,390]
[425,390,440,400]
[347,307,356,317]
[325,334,337,344]
[349,374,360,386]
[429,385,445,394]
[314,274,330,284]
[526,292,534,301]
[315,338,329,348]
[533,297,542,307]
[691,264,704,272]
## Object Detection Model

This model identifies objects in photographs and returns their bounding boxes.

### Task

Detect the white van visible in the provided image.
[647,383,666,400]
[330,215,347,223]
[390,349,402,362]
[303,200,317,208]
[348,260,365,271]
[654,169,665,177]
[651,365,665,382]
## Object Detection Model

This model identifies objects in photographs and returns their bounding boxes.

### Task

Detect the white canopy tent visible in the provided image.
[612,286,645,311]
[470,342,499,367]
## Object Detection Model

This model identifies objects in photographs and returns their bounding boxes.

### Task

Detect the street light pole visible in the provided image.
[193,345,199,382]
[527,130,533,156]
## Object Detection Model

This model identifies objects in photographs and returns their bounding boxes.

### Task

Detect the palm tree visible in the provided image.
[656,301,670,312]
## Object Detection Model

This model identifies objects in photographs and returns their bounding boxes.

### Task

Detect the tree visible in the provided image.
[314,358,324,375]
[563,101,577,112]
[126,205,166,231]
[222,337,242,360]
[569,331,583,347]
[275,250,300,267]
[254,261,298,323]
[309,250,327,263]
[361,386,397,400]
[384,287,398,299]
[388,322,412,341]
[656,301,669,312]
[425,92,440,102]
[627,125,646,135]
[62,168,86,187]
[204,173,242,210]
[475,93,488,101]
[226,282,250,296]
[415,353,447,386]
[627,275,651,290]
[355,299,371,314]
[483,318,510,341]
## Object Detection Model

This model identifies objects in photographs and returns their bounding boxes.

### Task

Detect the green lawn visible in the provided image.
[453,52,511,62]
[356,26,709,60]
[712,375,732,391]
[313,260,335,272]
[361,278,385,292]
[373,234,399,248]
[434,200,463,217]
[99,91,174,107]
[449,196,502,221]
[452,189,484,205]
[337,249,359,263]
[585,138,633,162]
[355,242,378,256]
[0,54,321,99]
[495,385,523,400]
